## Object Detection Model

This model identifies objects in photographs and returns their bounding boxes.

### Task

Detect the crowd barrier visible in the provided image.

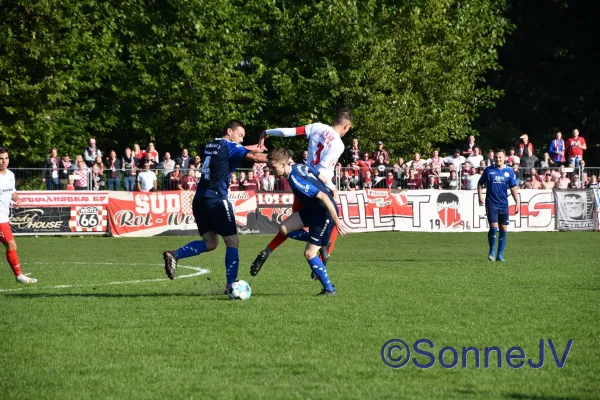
[11,189,599,236]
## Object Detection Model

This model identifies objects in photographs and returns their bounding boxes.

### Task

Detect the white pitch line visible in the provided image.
[0,265,210,293]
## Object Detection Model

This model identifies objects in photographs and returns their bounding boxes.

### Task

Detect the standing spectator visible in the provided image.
[556,167,571,189]
[58,153,75,189]
[104,150,121,191]
[569,175,583,189]
[519,148,538,176]
[518,134,534,157]
[507,147,520,166]
[371,141,390,164]
[466,167,482,190]
[297,150,308,165]
[43,148,60,190]
[229,172,240,191]
[74,161,89,190]
[372,154,391,178]
[260,168,275,191]
[427,150,445,175]
[160,152,175,190]
[566,129,587,167]
[345,138,362,163]
[91,165,106,191]
[362,171,374,189]
[145,143,160,163]
[193,154,202,170]
[84,138,102,167]
[242,170,259,191]
[132,143,143,160]
[410,152,425,171]
[140,151,158,170]
[93,156,105,175]
[180,165,198,191]
[238,171,246,185]
[137,162,157,192]
[175,148,192,172]
[484,149,495,167]
[587,175,599,189]
[357,152,374,179]
[462,135,477,157]
[540,152,552,169]
[578,160,589,185]
[512,164,523,187]
[169,165,183,190]
[274,175,291,191]
[444,149,466,171]
[445,170,459,190]
[406,169,422,190]
[466,147,483,167]
[541,172,555,189]
[548,131,565,165]
[121,147,138,192]
[425,175,440,190]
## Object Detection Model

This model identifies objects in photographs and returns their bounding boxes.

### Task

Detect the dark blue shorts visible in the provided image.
[193,197,237,237]
[298,209,335,247]
[486,207,509,226]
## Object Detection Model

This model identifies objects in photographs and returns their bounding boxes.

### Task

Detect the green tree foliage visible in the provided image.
[0,0,510,165]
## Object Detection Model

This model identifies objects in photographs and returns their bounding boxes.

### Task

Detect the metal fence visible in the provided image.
[11,164,600,192]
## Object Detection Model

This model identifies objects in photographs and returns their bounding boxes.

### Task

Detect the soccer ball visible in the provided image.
[227,280,252,300]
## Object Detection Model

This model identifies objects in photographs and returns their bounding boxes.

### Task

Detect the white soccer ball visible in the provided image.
[228,280,252,300]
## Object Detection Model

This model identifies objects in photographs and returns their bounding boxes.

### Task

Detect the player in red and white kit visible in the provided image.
[250,107,353,277]
[0,148,37,284]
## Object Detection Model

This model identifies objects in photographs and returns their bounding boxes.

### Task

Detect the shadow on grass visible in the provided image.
[505,393,583,400]
[5,292,295,299]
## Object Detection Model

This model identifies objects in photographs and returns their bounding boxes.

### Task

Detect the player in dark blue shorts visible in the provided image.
[163,120,267,292]
[477,149,520,262]
[265,148,346,296]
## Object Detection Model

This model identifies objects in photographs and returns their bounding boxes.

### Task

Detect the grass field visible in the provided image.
[0,232,599,399]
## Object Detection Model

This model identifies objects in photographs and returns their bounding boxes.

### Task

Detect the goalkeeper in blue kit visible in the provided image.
[477,149,520,262]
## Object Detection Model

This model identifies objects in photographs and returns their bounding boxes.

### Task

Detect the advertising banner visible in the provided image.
[13,191,108,235]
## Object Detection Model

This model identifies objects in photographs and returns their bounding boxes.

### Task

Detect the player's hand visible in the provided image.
[11,199,21,209]
[515,203,520,215]
[478,196,484,207]
[334,217,347,236]
[258,131,267,149]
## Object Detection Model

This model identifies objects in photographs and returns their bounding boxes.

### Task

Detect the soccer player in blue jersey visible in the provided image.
[266,148,347,296]
[163,120,268,292]
[477,149,520,262]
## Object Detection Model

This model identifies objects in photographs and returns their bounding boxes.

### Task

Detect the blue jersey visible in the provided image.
[197,138,249,199]
[478,165,517,210]
[288,164,336,215]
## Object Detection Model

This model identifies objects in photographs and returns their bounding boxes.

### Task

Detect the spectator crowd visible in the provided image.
[37,129,597,192]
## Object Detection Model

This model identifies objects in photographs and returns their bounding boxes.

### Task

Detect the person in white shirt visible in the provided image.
[466,167,483,190]
[466,147,484,168]
[137,162,157,192]
[251,107,353,277]
[260,168,275,191]
[443,149,466,171]
[0,148,37,283]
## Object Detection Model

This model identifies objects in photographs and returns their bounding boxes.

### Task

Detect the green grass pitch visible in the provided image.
[0,232,598,399]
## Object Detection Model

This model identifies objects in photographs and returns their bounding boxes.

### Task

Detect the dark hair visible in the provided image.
[495,148,506,155]
[0,147,7,155]
[222,120,245,136]
[332,106,353,126]
[268,148,291,163]
[564,193,583,201]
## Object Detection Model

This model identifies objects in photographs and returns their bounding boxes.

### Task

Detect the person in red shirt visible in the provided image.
[518,134,534,157]
[180,165,198,191]
[242,170,259,191]
[566,129,587,167]
[229,172,240,191]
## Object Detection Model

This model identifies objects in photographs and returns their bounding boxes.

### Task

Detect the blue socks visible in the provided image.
[488,227,498,255]
[287,229,309,242]
[225,247,239,285]
[175,241,207,259]
[498,231,507,257]
[308,256,334,291]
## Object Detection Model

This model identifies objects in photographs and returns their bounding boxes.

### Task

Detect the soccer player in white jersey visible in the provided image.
[0,148,37,284]
[250,107,353,277]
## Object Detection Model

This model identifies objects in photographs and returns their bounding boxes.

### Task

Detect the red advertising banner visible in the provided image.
[108,191,257,237]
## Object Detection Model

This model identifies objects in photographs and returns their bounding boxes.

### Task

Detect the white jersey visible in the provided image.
[0,169,16,223]
[304,123,345,186]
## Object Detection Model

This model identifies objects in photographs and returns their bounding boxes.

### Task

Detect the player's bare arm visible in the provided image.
[245,151,268,164]
[510,186,520,215]
[315,191,347,236]
[477,184,485,206]
[244,144,266,153]
[11,192,21,209]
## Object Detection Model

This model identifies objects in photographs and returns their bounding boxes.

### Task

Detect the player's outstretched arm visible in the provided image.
[315,191,347,236]
[245,151,268,164]
[258,127,307,148]
[244,144,266,153]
